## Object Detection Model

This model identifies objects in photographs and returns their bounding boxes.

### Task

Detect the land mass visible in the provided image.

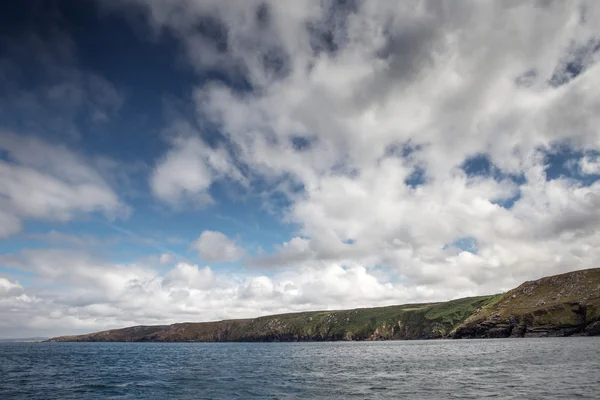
[49,268,600,342]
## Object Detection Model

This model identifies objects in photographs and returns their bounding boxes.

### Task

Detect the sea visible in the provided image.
[1,338,599,399]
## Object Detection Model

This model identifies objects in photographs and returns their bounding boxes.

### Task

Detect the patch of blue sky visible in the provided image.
[548,39,600,87]
[405,167,426,188]
[544,145,599,186]
[461,153,526,209]
[461,153,524,184]
[443,236,478,254]
[383,140,427,188]
[1,182,298,267]
[0,265,35,287]
[384,140,424,159]
[291,135,315,152]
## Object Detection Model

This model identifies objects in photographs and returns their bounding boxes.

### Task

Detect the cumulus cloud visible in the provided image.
[151,136,215,205]
[190,230,246,262]
[0,249,430,337]
[159,253,175,265]
[151,134,244,206]
[3,229,600,338]
[0,277,24,297]
[580,153,600,175]
[163,262,216,290]
[1,245,512,337]
[0,133,128,237]
[126,0,600,290]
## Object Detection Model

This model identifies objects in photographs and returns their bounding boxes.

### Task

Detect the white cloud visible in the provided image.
[163,262,216,290]
[159,253,175,265]
[0,249,466,337]
[580,154,600,175]
[151,136,215,205]
[0,277,24,297]
[0,210,22,239]
[190,230,246,262]
[0,133,128,236]
[3,228,600,337]
[150,134,244,206]
[128,0,600,294]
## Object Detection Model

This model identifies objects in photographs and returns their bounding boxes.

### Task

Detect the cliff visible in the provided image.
[451,268,600,338]
[49,268,600,342]
[49,295,497,342]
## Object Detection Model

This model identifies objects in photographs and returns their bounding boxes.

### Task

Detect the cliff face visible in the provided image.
[451,268,600,338]
[49,268,600,343]
[49,295,497,342]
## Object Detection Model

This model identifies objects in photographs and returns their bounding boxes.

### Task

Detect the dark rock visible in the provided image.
[585,321,600,336]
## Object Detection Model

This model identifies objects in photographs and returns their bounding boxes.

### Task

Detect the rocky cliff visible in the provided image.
[49,295,497,342]
[49,268,600,342]
[451,268,600,338]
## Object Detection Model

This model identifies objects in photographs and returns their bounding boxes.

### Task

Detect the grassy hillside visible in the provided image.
[49,295,497,342]
[452,268,600,338]
[49,268,600,342]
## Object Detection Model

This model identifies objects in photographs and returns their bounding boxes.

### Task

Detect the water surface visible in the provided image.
[1,338,599,399]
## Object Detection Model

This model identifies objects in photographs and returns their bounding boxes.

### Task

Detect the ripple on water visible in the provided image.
[1,338,599,399]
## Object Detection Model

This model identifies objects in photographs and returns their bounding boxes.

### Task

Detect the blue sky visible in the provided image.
[0,0,297,263]
[1,0,599,337]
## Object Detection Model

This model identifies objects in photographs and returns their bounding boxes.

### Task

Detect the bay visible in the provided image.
[1,338,599,399]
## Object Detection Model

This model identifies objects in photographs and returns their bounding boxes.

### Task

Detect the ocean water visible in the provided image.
[1,338,599,399]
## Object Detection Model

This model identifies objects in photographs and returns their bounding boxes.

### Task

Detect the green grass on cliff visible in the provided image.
[51,295,499,342]
[217,295,501,341]
[453,268,600,337]
[424,294,502,323]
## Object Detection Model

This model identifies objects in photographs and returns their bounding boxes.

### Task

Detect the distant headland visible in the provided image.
[48,268,600,342]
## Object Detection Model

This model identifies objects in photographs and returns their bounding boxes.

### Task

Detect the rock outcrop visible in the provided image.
[451,268,600,338]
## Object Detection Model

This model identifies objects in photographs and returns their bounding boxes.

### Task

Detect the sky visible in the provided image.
[1,0,599,338]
